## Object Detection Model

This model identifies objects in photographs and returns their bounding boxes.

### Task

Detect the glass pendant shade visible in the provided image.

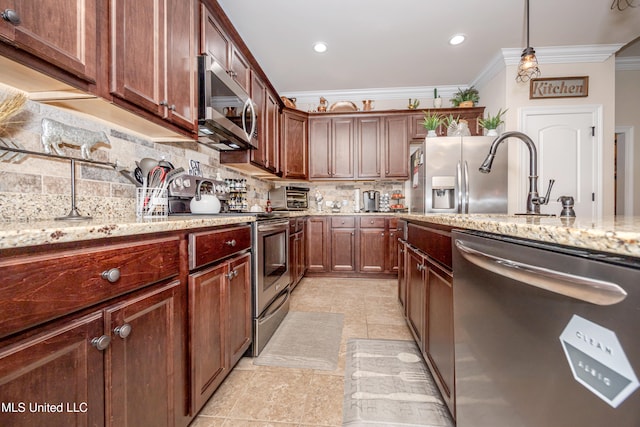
[516,46,540,82]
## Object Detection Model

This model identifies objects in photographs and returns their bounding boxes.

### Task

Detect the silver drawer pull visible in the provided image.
[225,239,237,247]
[101,268,121,283]
[113,323,132,339]
[91,335,111,351]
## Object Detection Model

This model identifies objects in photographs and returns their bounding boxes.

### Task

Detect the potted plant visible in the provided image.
[451,86,479,107]
[479,108,508,136]
[433,88,442,108]
[422,111,443,138]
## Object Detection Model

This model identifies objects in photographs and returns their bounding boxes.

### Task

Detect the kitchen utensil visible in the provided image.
[190,194,221,214]
[352,352,421,363]
[148,166,167,188]
[133,167,144,184]
[351,370,429,382]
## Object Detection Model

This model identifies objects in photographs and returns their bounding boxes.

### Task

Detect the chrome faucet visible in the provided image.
[479,131,554,215]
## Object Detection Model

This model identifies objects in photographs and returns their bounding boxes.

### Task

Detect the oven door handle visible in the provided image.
[257,221,290,232]
[260,290,290,321]
[454,239,627,306]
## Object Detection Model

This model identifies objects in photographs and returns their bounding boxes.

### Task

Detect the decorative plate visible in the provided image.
[329,101,358,112]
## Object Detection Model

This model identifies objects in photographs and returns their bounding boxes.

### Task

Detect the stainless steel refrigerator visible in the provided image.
[409,136,508,214]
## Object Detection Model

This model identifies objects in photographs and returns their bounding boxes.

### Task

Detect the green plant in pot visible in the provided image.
[451,86,479,107]
[479,108,508,136]
[422,111,443,138]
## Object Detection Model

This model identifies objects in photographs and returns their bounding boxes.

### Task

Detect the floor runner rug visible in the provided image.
[253,311,343,371]
[343,338,454,427]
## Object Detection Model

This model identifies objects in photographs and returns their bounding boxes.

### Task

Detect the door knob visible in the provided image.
[1,9,20,25]
[113,323,132,339]
[101,268,121,283]
[91,335,111,351]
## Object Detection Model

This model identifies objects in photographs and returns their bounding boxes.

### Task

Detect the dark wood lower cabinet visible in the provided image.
[105,280,181,427]
[0,312,105,427]
[306,217,330,273]
[358,227,385,272]
[331,228,356,272]
[406,245,426,348]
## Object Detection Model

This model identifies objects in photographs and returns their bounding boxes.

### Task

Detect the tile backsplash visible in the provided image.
[0,97,272,221]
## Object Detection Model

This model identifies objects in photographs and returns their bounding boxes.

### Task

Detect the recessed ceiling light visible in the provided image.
[449,34,466,46]
[313,42,328,53]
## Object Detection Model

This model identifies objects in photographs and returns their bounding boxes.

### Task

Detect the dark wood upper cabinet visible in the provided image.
[0,0,98,83]
[309,116,354,179]
[110,0,197,131]
[356,117,382,179]
[384,115,410,179]
[281,108,308,180]
[409,107,485,139]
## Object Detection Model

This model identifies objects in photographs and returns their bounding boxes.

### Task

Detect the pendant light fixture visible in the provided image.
[516,0,541,82]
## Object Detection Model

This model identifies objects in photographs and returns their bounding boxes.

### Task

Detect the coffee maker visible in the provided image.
[362,190,380,212]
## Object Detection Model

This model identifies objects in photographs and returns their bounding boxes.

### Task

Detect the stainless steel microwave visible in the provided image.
[197,55,257,151]
[269,186,309,210]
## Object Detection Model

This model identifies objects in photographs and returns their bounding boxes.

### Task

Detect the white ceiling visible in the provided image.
[217,0,640,95]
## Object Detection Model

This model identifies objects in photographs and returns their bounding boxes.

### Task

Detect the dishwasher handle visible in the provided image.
[454,239,628,306]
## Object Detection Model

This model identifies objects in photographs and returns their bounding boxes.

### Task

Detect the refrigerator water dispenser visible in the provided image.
[432,176,455,209]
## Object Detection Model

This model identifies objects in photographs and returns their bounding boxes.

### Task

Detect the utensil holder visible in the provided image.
[136,187,168,219]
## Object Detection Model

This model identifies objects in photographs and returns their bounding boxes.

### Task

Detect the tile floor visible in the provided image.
[189,277,413,427]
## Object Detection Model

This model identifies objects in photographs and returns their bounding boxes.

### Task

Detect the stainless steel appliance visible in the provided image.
[268,186,309,211]
[166,174,229,214]
[252,212,291,355]
[410,136,507,214]
[452,230,640,426]
[362,190,380,212]
[197,55,257,151]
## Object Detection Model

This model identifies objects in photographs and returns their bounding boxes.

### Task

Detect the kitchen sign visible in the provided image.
[530,76,589,99]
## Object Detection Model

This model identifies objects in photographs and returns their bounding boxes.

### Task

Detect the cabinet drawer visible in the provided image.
[407,223,452,269]
[0,236,180,339]
[189,225,251,269]
[359,217,386,228]
[331,217,355,228]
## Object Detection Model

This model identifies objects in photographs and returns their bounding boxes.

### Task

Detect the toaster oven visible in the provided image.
[268,186,309,211]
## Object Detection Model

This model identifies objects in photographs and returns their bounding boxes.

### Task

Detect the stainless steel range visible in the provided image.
[251,212,291,355]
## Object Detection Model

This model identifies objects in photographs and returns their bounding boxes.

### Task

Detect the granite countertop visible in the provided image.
[0,215,256,250]
[398,213,640,258]
[2,212,639,258]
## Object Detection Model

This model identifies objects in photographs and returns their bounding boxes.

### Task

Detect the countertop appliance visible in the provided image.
[363,190,380,212]
[197,55,257,151]
[410,136,507,214]
[452,230,640,426]
[167,174,229,214]
[268,186,309,211]
[251,211,291,356]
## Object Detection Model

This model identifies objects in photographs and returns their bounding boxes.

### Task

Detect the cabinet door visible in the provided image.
[309,118,332,179]
[250,72,267,168]
[188,263,227,413]
[110,0,165,115]
[227,252,252,368]
[0,312,104,427]
[200,3,229,66]
[306,217,330,272]
[331,228,356,272]
[426,261,454,411]
[0,0,98,82]
[105,280,181,427]
[281,108,308,179]
[397,240,408,313]
[358,228,386,272]
[357,117,382,179]
[406,246,426,352]
[387,224,399,273]
[165,0,197,130]
[384,115,410,178]
[289,232,298,285]
[265,89,279,172]
[229,44,250,93]
[297,227,306,282]
[332,117,355,178]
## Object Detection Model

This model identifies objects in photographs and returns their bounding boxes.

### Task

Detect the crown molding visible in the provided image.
[616,56,640,71]
[283,44,628,104]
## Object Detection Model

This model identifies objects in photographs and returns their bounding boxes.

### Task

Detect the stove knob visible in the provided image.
[183,179,191,188]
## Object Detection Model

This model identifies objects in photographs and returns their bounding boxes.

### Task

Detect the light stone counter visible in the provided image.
[398,213,640,258]
[0,215,256,250]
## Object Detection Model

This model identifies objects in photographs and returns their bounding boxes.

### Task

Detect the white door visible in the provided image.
[522,107,599,219]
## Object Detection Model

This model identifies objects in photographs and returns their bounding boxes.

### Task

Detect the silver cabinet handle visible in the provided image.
[101,268,121,283]
[91,335,111,351]
[113,323,132,339]
[454,239,627,306]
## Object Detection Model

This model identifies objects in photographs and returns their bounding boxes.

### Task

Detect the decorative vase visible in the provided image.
[433,97,442,108]
[458,100,474,108]
[486,128,498,137]
[426,130,437,138]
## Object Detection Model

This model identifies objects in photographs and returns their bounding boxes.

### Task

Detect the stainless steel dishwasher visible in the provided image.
[452,230,640,427]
